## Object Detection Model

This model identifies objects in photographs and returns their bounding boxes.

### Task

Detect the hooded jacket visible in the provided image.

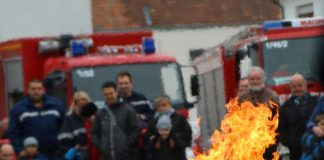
[91,101,139,160]
[307,96,324,130]
[301,131,324,160]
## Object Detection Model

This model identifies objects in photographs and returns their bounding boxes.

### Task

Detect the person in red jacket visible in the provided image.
[0,143,16,160]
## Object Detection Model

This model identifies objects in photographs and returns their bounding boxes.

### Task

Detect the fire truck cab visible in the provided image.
[0,31,191,119]
[205,17,324,104]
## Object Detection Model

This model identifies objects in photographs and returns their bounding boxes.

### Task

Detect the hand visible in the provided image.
[169,139,175,148]
[138,114,146,120]
[150,135,156,140]
[155,141,161,149]
[312,126,324,137]
[19,150,26,157]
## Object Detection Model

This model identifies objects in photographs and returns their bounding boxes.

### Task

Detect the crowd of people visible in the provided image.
[1,66,324,160]
[0,71,192,160]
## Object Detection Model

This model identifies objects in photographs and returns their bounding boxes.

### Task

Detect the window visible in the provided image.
[3,59,24,112]
[262,36,324,85]
[296,3,314,18]
[71,62,186,109]
[44,70,67,107]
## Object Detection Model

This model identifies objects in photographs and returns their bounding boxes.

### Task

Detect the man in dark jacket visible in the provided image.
[278,74,318,160]
[238,66,278,160]
[238,66,278,106]
[7,80,65,159]
[116,72,154,123]
[91,81,140,160]
[116,72,154,159]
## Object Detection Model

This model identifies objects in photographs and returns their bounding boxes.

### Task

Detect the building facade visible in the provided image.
[280,0,324,19]
[92,0,280,111]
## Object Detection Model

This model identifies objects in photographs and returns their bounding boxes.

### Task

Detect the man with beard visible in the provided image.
[8,80,65,159]
[278,74,319,160]
[238,66,278,160]
[239,66,278,105]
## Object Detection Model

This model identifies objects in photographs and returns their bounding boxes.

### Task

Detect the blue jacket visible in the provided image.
[301,131,324,160]
[307,96,324,129]
[121,91,154,122]
[8,95,65,155]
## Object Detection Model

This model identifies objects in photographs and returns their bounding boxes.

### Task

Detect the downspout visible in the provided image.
[271,0,285,19]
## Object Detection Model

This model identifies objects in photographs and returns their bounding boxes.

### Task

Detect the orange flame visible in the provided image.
[195,98,279,160]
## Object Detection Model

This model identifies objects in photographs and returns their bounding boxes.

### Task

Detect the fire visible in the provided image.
[195,98,279,160]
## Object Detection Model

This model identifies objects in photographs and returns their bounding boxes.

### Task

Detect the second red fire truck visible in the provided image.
[192,17,324,149]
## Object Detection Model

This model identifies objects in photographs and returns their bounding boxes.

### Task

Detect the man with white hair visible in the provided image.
[238,66,278,105]
[278,74,318,160]
[238,66,278,160]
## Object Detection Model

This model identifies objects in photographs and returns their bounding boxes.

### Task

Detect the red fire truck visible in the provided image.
[192,17,324,149]
[0,31,191,119]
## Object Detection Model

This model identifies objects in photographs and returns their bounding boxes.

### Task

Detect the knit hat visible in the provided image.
[156,115,172,130]
[24,137,38,147]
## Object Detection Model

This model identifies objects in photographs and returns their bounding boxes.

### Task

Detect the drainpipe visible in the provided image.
[271,0,285,19]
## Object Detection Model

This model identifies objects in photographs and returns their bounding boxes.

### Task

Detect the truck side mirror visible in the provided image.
[191,75,199,96]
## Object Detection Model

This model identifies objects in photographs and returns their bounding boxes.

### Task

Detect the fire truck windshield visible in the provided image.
[71,62,186,109]
[262,36,324,85]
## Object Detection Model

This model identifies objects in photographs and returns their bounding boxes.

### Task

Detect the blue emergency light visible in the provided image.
[263,20,292,30]
[142,37,155,54]
[263,21,282,30]
[71,42,86,57]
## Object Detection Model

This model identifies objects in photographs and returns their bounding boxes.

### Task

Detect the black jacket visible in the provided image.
[145,132,187,160]
[58,112,87,153]
[238,88,279,160]
[278,93,318,159]
[91,101,140,160]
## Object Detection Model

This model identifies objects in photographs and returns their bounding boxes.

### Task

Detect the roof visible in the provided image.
[92,0,281,30]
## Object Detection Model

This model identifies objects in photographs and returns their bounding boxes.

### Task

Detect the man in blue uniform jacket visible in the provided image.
[116,71,154,124]
[8,79,65,160]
